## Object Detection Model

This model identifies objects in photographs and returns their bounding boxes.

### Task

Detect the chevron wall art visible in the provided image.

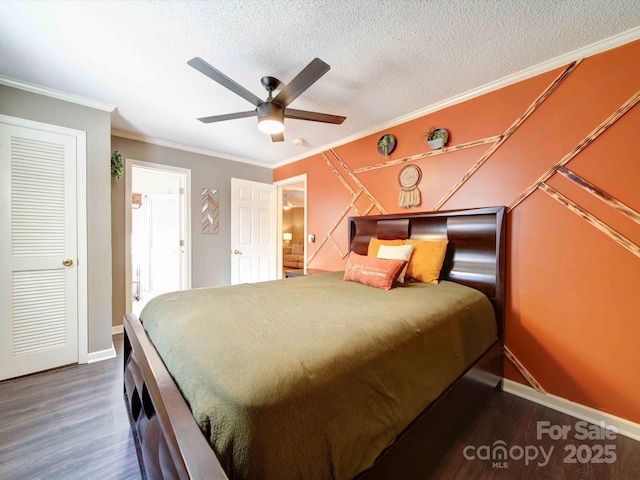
[202,188,219,234]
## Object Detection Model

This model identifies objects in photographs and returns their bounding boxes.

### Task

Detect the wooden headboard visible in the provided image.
[348,206,506,337]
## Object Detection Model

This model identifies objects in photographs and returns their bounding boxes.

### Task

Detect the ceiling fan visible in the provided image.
[187,57,346,142]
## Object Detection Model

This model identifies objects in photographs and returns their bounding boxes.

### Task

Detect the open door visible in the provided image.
[276,175,307,278]
[230,178,277,285]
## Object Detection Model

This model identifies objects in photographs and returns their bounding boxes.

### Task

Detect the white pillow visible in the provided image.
[377,244,414,283]
[291,244,304,255]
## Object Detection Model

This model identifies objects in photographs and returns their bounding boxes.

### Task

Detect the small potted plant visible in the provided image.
[111,150,123,180]
[377,133,397,157]
[423,127,449,150]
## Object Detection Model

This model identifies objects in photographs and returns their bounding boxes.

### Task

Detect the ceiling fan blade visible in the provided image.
[273,58,330,108]
[285,108,346,124]
[271,132,285,142]
[188,57,263,107]
[197,111,256,123]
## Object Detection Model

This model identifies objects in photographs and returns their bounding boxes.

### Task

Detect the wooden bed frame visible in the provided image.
[123,206,506,479]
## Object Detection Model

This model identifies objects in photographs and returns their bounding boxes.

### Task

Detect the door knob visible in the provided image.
[233,249,241,255]
[62,259,74,266]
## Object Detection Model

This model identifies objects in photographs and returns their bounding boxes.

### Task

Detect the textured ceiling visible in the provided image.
[1,1,639,167]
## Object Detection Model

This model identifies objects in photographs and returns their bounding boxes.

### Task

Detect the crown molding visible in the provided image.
[0,74,115,112]
[273,26,640,169]
[111,129,272,169]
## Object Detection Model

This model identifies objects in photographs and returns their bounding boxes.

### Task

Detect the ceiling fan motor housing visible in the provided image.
[257,102,285,133]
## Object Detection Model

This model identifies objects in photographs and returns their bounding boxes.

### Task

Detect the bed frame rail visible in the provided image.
[124,313,228,480]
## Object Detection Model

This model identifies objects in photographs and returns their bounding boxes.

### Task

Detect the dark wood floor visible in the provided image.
[430,390,640,480]
[1,335,638,479]
[0,334,142,480]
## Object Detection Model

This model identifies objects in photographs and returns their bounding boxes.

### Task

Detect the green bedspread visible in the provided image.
[140,272,497,480]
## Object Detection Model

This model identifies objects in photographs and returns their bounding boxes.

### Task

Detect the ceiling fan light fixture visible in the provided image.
[258,118,285,134]
[257,103,285,134]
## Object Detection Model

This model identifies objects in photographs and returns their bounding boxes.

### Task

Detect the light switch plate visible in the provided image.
[308,234,315,243]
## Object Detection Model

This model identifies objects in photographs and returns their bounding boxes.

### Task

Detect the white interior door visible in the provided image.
[230,178,277,285]
[148,194,180,294]
[0,123,79,381]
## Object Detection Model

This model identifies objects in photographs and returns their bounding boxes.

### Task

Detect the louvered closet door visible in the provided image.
[0,124,78,381]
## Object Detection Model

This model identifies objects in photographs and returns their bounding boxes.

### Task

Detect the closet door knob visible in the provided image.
[62,259,74,266]
[233,250,242,255]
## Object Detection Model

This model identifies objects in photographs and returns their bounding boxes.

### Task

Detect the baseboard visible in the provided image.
[112,324,124,335]
[87,343,116,363]
[503,379,640,442]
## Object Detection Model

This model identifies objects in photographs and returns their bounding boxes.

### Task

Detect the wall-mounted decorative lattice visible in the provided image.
[305,56,640,393]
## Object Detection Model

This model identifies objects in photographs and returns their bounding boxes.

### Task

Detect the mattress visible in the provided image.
[140,271,497,479]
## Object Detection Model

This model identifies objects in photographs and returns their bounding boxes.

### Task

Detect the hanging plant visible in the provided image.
[377,133,397,157]
[111,150,123,180]
[422,127,449,150]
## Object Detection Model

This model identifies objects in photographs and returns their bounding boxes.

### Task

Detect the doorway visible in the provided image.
[125,160,191,316]
[275,174,307,277]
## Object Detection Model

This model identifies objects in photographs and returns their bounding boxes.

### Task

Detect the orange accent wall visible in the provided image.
[275,39,640,424]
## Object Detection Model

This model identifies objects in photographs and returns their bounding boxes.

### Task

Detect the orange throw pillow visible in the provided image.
[403,240,448,284]
[367,238,405,257]
[343,252,405,290]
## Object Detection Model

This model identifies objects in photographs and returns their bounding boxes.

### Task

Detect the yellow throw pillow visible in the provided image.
[403,239,448,284]
[367,238,405,257]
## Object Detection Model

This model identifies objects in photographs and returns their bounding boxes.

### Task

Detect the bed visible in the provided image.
[123,206,506,479]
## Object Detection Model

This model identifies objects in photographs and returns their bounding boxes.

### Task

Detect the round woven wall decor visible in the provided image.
[398,164,422,188]
[398,164,422,208]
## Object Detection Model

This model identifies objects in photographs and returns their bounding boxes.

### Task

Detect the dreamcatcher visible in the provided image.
[398,164,422,208]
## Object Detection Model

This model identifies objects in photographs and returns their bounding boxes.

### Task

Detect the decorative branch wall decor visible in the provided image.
[354,136,499,174]
[202,188,219,234]
[307,151,386,264]
[538,183,640,259]
[508,90,640,212]
[504,346,546,393]
[434,60,582,211]
[398,164,422,208]
[556,166,640,226]
[305,60,639,274]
